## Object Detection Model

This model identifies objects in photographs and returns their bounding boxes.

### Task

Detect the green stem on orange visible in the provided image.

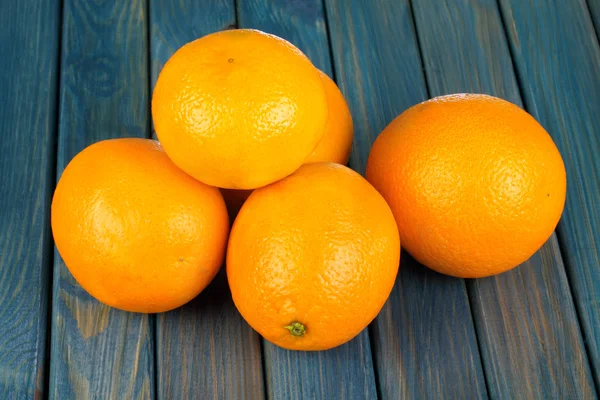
[284,321,306,337]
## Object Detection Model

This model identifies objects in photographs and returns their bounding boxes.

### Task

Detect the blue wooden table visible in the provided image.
[1,0,599,398]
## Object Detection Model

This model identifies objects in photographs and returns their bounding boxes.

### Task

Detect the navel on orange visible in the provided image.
[227,163,400,350]
[51,139,230,313]
[152,29,328,189]
[366,94,566,278]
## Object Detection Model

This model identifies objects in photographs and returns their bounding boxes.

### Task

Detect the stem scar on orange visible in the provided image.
[51,138,230,313]
[366,93,567,278]
[226,162,400,351]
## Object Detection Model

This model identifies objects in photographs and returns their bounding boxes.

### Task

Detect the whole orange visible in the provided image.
[222,70,354,218]
[227,163,400,350]
[366,94,566,278]
[152,29,328,189]
[51,138,229,313]
[305,70,354,164]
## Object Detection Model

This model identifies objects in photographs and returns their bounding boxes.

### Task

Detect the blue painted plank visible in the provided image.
[0,0,60,397]
[588,0,600,38]
[411,0,597,398]
[262,336,376,400]
[324,1,489,398]
[150,4,264,398]
[236,2,377,398]
[237,0,333,75]
[150,0,236,89]
[155,271,264,399]
[49,1,155,398]
[498,0,600,392]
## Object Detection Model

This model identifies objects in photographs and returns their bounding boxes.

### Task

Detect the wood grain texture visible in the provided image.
[236,2,377,398]
[411,0,597,398]
[0,0,60,397]
[498,0,600,392]
[588,0,600,39]
[149,2,265,398]
[236,0,333,74]
[156,271,264,399]
[263,335,376,400]
[150,0,236,88]
[324,1,488,398]
[49,1,155,399]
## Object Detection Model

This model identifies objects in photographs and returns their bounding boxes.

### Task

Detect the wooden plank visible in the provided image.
[149,1,265,398]
[156,271,264,399]
[411,1,597,398]
[49,1,155,399]
[0,0,60,397]
[236,2,378,399]
[588,0,600,38]
[324,1,489,399]
[236,0,333,74]
[498,0,600,392]
[150,0,236,88]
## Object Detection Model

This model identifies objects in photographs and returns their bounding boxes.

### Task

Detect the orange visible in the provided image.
[227,162,400,350]
[222,70,354,218]
[366,93,566,278]
[304,70,354,164]
[152,29,328,190]
[51,138,229,313]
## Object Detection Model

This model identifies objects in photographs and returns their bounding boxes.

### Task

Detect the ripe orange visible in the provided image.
[304,70,354,164]
[227,163,400,350]
[366,94,566,278]
[152,29,328,190]
[222,70,354,218]
[51,138,229,313]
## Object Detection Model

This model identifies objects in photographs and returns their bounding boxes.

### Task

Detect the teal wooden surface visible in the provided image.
[324,1,488,398]
[237,0,333,74]
[411,0,597,398]
[237,1,377,398]
[499,0,600,392]
[156,271,264,399]
[150,2,265,398]
[0,0,60,397]
[589,0,600,38]
[49,1,155,398]
[0,0,599,397]
[150,0,236,90]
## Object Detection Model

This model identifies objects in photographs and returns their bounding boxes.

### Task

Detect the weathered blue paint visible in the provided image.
[499,0,600,392]
[411,0,597,398]
[0,0,598,397]
[587,0,600,40]
[49,1,155,399]
[325,0,488,398]
[0,0,60,397]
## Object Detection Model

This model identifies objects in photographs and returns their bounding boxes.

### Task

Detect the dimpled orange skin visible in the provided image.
[152,29,328,190]
[221,70,354,218]
[366,94,567,278]
[304,70,354,164]
[227,163,400,351]
[51,138,230,313]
